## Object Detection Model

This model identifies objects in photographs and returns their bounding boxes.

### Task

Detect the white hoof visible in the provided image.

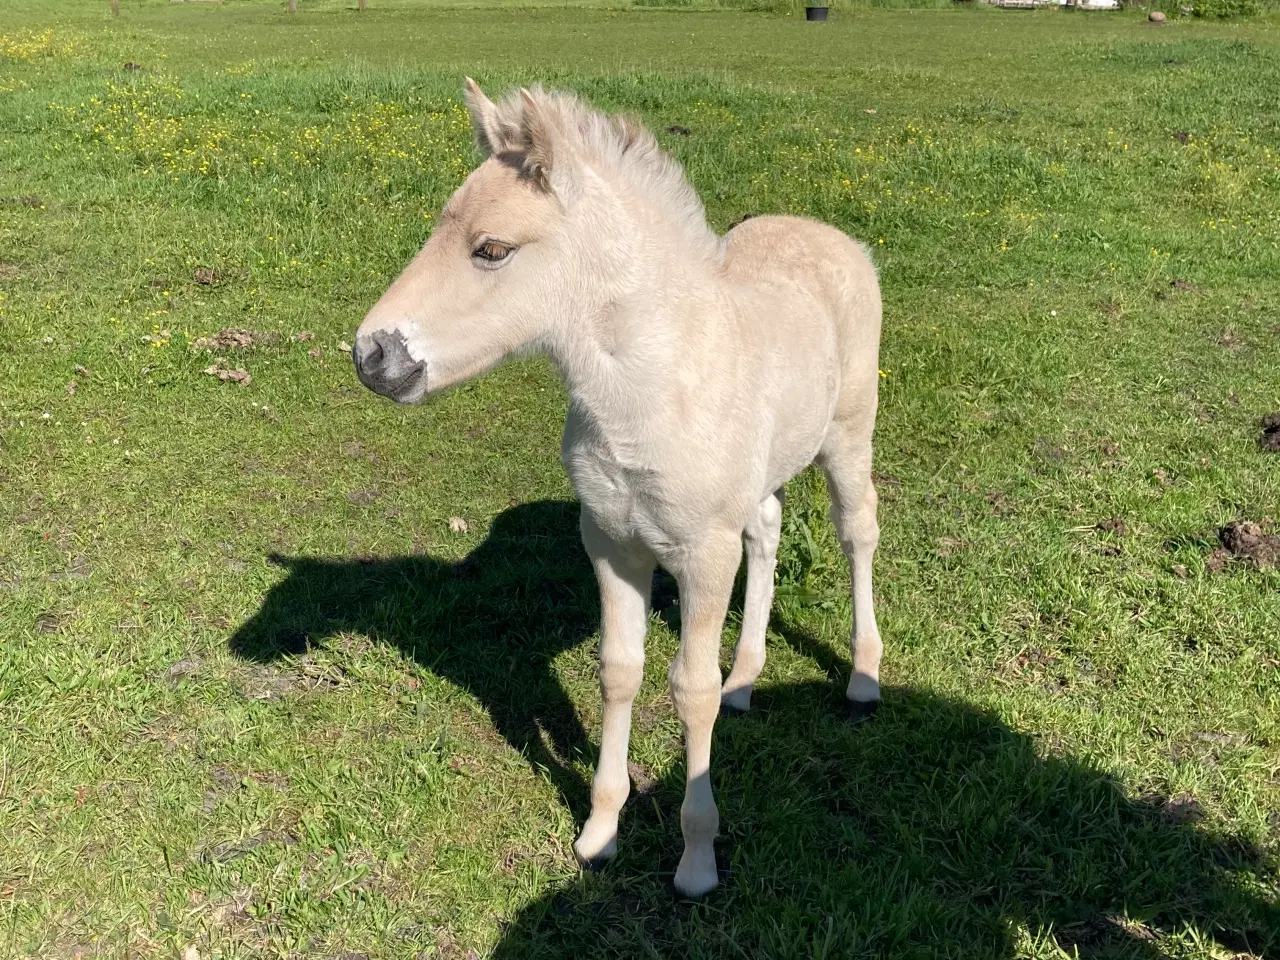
[673,847,719,898]
[847,671,880,705]
[720,685,752,713]
[573,817,618,868]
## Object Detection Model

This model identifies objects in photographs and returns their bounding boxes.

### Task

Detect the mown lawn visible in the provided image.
[1,2,1278,957]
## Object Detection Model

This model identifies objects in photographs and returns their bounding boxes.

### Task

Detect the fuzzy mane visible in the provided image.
[483,86,722,260]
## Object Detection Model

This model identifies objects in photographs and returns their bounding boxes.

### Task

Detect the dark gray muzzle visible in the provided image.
[352,330,429,403]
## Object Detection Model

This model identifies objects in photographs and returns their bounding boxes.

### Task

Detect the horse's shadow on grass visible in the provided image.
[231,499,1278,959]
[230,499,600,817]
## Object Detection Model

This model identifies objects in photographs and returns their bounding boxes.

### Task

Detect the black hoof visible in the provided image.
[579,856,610,874]
[719,702,748,718]
[848,699,880,723]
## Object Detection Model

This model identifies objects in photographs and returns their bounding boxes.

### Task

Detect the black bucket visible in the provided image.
[805,5,829,19]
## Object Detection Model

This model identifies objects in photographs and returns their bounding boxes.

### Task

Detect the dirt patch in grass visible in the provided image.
[1209,521,1280,571]
[203,763,290,811]
[198,827,297,865]
[165,656,204,685]
[432,928,480,960]
[192,328,279,351]
[1215,327,1246,352]
[1148,792,1207,826]
[1092,517,1127,556]
[293,654,350,692]
[210,764,243,792]
[236,664,297,701]
[202,360,252,386]
[50,555,92,581]
[1156,278,1203,300]
[1061,914,1160,951]
[935,535,964,558]
[141,713,201,755]
[1056,914,1158,951]
[628,760,658,795]
[986,490,1014,516]
[35,611,63,634]
[1260,413,1280,452]
[1096,517,1127,537]
[1,196,44,208]
[340,440,379,462]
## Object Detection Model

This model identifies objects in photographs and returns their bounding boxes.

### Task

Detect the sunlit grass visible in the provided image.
[0,4,1278,958]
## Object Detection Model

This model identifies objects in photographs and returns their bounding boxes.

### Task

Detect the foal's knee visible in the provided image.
[669,665,721,725]
[835,493,878,551]
[746,495,783,557]
[600,657,643,704]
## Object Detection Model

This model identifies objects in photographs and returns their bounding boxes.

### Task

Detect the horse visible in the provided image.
[352,80,883,897]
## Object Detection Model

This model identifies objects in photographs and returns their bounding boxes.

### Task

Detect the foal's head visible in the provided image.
[352,80,715,403]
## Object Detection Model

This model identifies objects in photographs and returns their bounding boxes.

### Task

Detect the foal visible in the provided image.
[353,82,883,897]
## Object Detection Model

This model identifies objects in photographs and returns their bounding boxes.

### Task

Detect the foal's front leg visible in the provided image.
[669,530,742,897]
[574,515,655,868]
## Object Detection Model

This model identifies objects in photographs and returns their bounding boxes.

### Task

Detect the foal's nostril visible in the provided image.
[353,336,384,376]
[353,328,428,401]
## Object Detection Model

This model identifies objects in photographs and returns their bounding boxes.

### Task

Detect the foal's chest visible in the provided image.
[560,406,671,550]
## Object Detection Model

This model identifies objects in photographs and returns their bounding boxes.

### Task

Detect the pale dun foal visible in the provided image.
[353,81,883,897]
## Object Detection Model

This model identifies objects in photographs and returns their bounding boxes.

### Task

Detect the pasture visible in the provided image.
[1,1,1279,956]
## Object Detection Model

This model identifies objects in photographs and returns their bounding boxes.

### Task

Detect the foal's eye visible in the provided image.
[471,240,515,267]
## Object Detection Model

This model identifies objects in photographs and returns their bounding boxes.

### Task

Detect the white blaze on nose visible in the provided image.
[398,327,431,365]
[358,305,432,367]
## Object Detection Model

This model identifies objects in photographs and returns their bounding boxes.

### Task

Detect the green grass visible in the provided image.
[2,2,1279,958]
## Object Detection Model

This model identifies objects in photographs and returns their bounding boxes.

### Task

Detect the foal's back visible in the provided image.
[723,214,881,359]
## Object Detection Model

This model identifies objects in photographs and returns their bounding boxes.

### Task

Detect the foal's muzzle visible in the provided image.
[352,330,429,403]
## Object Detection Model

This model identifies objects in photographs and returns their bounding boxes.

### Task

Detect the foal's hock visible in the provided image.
[353,81,883,897]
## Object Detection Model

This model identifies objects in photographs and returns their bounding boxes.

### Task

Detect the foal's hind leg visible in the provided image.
[721,490,783,713]
[574,512,655,867]
[819,425,882,715]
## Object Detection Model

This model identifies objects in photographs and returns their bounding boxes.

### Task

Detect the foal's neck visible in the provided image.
[547,251,720,434]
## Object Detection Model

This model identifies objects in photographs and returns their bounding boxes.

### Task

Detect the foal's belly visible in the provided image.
[758,348,841,496]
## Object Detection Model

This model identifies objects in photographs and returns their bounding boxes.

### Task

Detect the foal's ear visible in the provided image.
[463,77,503,156]
[516,87,556,192]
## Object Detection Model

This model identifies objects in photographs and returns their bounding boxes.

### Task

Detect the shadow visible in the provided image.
[494,675,1279,958]
[229,499,598,816]
[231,501,1278,959]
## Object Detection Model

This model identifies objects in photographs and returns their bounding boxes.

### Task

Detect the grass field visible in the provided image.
[2,1,1280,957]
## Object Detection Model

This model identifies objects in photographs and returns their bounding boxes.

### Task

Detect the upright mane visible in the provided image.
[481,86,722,261]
